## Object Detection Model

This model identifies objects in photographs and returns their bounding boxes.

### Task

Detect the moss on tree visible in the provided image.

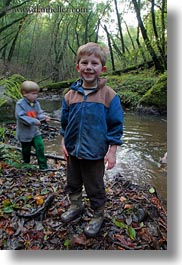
[139,71,167,112]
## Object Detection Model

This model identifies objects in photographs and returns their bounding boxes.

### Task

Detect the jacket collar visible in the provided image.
[24,97,36,107]
[70,78,107,94]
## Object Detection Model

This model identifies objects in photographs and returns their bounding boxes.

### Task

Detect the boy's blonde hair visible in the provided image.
[76,42,108,66]
[20,80,40,94]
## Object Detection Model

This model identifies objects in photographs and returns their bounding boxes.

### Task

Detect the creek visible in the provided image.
[105,112,167,203]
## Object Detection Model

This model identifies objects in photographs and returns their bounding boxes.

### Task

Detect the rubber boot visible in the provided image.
[61,192,84,223]
[84,206,104,237]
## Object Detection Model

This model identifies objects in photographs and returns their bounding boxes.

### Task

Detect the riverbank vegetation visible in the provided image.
[0,0,167,114]
[0,69,167,119]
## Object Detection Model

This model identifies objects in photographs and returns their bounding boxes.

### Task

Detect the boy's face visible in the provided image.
[23,91,38,102]
[76,54,106,88]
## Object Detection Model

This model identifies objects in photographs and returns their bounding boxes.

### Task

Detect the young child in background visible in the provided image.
[60,42,124,237]
[15,80,55,172]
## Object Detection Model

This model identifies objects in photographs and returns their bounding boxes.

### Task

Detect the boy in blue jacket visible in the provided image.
[60,42,124,237]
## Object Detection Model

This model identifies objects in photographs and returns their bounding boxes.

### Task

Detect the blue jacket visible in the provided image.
[60,78,124,160]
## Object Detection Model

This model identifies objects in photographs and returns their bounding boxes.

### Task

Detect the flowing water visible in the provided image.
[44,110,167,202]
[105,112,167,202]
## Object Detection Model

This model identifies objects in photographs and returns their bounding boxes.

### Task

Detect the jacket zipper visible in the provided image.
[75,93,87,157]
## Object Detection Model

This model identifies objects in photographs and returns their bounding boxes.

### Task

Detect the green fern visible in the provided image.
[0,76,24,107]
[3,79,22,100]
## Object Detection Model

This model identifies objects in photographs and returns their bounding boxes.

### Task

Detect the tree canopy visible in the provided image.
[0,0,167,81]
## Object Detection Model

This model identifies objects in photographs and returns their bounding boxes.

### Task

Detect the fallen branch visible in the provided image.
[50,118,61,123]
[16,194,55,220]
[5,144,65,161]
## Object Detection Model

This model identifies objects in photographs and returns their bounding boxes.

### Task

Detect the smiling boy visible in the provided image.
[60,42,124,237]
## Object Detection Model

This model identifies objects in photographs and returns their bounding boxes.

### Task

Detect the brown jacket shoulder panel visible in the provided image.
[86,86,116,108]
[65,90,83,105]
[64,82,116,108]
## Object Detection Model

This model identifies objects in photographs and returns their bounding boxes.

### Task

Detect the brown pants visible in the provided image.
[66,156,106,210]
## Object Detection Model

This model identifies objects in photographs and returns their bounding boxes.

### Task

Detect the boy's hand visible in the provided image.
[61,137,69,160]
[45,116,50,122]
[36,120,41,126]
[104,145,117,170]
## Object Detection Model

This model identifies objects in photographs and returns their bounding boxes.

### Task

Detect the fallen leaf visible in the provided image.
[124,204,132,209]
[6,227,14,235]
[70,234,87,246]
[126,215,132,226]
[31,246,40,250]
[34,195,44,205]
[120,196,127,202]
[128,226,136,240]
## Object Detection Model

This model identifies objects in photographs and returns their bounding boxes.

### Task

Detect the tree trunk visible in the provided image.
[113,0,125,54]
[151,0,166,69]
[123,20,136,50]
[132,0,164,72]
[136,26,147,65]
[7,18,25,63]
[103,25,115,71]
[161,0,167,69]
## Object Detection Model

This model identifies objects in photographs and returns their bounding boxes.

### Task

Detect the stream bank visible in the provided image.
[0,114,167,250]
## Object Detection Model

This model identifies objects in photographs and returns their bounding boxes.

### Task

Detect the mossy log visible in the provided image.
[41,79,76,91]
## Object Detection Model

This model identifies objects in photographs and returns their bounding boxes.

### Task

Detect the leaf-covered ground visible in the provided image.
[0,162,167,250]
[0,121,167,250]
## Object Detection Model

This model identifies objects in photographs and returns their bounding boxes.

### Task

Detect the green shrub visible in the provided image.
[119,91,141,108]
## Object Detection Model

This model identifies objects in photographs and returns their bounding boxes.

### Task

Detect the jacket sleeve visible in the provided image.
[36,101,46,121]
[107,95,124,145]
[60,97,69,136]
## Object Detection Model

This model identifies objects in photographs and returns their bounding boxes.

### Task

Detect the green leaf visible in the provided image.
[113,218,127,229]
[128,226,136,240]
[149,187,155,194]
[140,222,144,228]
[64,239,70,247]
[3,206,14,213]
